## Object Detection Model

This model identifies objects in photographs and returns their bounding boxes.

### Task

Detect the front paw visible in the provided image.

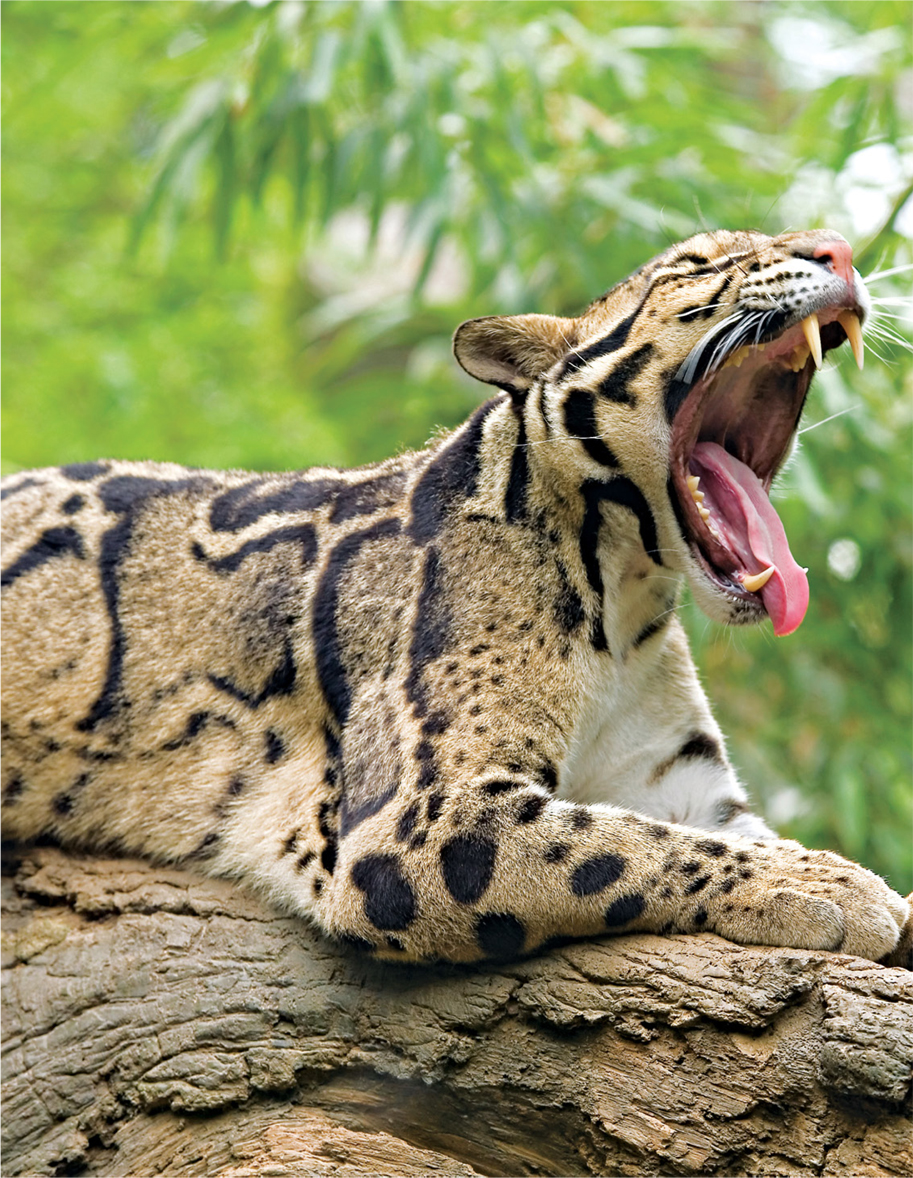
[702,841,910,963]
[880,892,913,970]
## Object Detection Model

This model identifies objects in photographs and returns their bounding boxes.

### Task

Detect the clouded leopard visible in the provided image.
[2,228,909,965]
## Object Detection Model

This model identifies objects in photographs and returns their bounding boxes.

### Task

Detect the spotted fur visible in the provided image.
[2,229,908,964]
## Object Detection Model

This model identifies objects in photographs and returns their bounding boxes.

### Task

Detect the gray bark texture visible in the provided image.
[2,846,911,1178]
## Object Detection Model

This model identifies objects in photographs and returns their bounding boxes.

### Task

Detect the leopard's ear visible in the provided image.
[453,314,578,398]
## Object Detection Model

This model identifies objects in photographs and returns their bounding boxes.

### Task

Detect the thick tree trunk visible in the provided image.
[2,846,911,1177]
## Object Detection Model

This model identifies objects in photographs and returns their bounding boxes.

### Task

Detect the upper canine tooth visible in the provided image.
[801,314,823,369]
[837,310,864,370]
[740,566,775,593]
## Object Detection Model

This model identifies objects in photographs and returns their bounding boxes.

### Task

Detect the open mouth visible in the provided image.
[669,305,864,636]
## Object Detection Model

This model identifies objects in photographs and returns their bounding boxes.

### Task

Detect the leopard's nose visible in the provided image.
[813,239,855,290]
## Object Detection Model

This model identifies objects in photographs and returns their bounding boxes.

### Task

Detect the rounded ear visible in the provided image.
[453,314,578,397]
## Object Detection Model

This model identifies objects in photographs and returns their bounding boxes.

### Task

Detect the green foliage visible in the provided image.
[3,0,910,888]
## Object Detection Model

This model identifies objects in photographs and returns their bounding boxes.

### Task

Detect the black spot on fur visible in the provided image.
[195,524,317,574]
[264,729,285,764]
[440,834,497,904]
[210,476,344,532]
[559,308,640,379]
[313,518,401,724]
[580,479,662,597]
[421,710,450,736]
[647,823,669,839]
[61,461,109,482]
[595,342,654,405]
[426,793,444,822]
[386,936,405,951]
[340,933,375,954]
[516,794,547,824]
[666,373,697,428]
[483,780,522,796]
[405,546,453,718]
[678,732,722,762]
[321,840,338,875]
[544,843,569,864]
[329,472,408,523]
[571,853,626,897]
[554,562,585,636]
[681,861,701,876]
[189,831,220,859]
[1,526,86,589]
[61,494,85,515]
[504,413,529,522]
[1,476,40,500]
[604,893,645,927]
[78,478,197,731]
[296,851,315,870]
[209,638,297,710]
[417,761,439,790]
[408,399,498,544]
[396,802,420,842]
[54,773,90,816]
[695,839,727,857]
[538,762,559,792]
[161,711,211,751]
[3,774,24,805]
[98,475,196,515]
[570,809,593,830]
[685,875,710,895]
[476,913,526,960]
[351,854,417,931]
[563,389,619,467]
[632,614,671,648]
[694,907,708,926]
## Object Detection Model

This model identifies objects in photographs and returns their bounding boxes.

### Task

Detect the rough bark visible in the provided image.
[2,846,911,1178]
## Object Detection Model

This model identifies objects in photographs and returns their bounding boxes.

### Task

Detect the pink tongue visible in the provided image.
[690,442,809,637]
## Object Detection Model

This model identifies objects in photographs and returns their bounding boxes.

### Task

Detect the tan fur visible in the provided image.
[2,229,908,964]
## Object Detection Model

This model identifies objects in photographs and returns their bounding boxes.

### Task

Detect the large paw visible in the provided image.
[702,840,910,963]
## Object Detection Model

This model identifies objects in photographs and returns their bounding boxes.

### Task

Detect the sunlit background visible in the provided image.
[3,0,911,888]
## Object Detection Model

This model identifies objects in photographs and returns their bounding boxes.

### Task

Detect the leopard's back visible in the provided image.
[1,455,417,861]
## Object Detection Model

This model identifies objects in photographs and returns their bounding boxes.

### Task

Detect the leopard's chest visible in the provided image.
[557,617,716,810]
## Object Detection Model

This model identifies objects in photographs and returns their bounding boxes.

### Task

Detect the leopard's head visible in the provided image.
[454,229,869,637]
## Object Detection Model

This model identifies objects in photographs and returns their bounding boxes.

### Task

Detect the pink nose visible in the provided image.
[813,240,855,290]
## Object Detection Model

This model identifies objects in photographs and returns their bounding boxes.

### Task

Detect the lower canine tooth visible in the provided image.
[837,310,864,369]
[801,314,823,368]
[740,566,775,593]
[789,345,810,372]
[723,345,750,369]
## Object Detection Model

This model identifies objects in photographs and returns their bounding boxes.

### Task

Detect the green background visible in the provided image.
[3,1,911,889]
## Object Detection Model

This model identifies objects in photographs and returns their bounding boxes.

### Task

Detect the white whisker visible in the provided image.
[864,263,913,282]
[798,407,856,434]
